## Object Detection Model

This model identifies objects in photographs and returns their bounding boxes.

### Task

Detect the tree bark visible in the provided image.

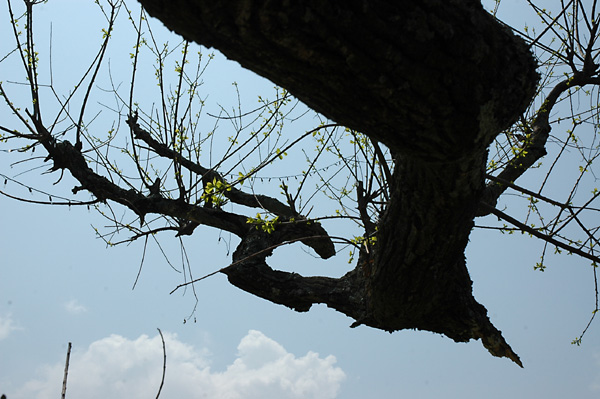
[136,0,539,365]
[138,0,537,159]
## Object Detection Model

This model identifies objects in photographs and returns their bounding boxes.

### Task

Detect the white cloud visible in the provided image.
[64,299,87,315]
[11,330,345,399]
[212,330,345,399]
[0,313,19,340]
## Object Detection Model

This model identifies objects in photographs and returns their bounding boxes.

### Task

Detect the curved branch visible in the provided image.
[170,233,341,296]
[222,227,364,316]
[0,189,100,206]
[155,328,167,399]
[479,75,600,215]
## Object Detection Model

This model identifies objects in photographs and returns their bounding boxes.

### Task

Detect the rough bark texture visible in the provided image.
[138,0,536,160]
[134,0,539,365]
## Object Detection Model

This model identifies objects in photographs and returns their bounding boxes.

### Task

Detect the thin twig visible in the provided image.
[484,173,567,209]
[61,342,72,399]
[156,328,167,399]
[482,203,600,264]
[0,189,99,206]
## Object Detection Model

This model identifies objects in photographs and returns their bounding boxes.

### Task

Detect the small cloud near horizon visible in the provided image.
[64,299,87,315]
[0,313,20,340]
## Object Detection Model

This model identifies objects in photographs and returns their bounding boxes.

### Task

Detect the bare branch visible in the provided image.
[155,328,166,399]
[480,75,600,213]
[481,203,600,264]
[61,342,72,399]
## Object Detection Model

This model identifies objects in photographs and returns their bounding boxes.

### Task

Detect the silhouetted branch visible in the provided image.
[155,329,166,399]
[61,342,72,399]
[482,203,600,264]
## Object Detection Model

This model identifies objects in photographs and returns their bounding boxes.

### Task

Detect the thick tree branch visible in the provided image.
[126,113,337,257]
[126,113,299,218]
[138,0,538,159]
[223,227,364,316]
[31,120,249,237]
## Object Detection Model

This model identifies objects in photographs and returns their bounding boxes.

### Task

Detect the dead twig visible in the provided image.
[61,342,72,399]
[155,328,167,399]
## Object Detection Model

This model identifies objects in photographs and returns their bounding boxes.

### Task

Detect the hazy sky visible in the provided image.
[1,1,600,398]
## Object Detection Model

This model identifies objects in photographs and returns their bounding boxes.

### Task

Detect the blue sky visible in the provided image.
[1,1,600,398]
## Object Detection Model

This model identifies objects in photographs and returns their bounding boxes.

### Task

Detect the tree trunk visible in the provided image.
[137,0,539,365]
[364,153,521,363]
